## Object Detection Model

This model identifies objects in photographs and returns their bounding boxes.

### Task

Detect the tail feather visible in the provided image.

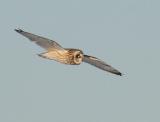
[37,53,48,59]
[37,52,54,60]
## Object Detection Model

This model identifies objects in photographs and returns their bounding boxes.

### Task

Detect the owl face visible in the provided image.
[73,51,84,64]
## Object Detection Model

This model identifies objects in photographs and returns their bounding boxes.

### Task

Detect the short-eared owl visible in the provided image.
[15,29,122,76]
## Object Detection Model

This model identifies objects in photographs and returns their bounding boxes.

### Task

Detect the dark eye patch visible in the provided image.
[76,54,81,58]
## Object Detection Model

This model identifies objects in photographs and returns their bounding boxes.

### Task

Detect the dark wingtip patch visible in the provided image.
[117,72,124,76]
[118,72,122,76]
[14,28,23,33]
[113,71,122,76]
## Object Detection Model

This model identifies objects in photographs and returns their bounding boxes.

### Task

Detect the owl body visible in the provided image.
[39,48,84,65]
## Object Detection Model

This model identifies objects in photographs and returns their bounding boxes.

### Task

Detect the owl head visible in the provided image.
[73,50,84,64]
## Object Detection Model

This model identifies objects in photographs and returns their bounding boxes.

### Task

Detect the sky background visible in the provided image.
[0,0,160,122]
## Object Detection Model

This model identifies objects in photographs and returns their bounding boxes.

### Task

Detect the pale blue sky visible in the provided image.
[0,0,160,122]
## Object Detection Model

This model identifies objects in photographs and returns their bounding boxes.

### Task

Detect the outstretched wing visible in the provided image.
[15,29,65,51]
[83,55,122,76]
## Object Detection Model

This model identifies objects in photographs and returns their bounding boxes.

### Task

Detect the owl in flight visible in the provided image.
[15,29,122,76]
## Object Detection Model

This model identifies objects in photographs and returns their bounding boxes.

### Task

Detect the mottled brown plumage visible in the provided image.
[15,29,122,76]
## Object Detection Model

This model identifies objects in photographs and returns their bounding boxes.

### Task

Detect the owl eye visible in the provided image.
[76,54,81,59]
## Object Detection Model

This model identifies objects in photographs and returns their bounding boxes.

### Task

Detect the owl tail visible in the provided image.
[38,52,50,59]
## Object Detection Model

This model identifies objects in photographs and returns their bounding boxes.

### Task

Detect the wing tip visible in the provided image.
[14,28,24,33]
[113,69,123,76]
[117,72,122,76]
